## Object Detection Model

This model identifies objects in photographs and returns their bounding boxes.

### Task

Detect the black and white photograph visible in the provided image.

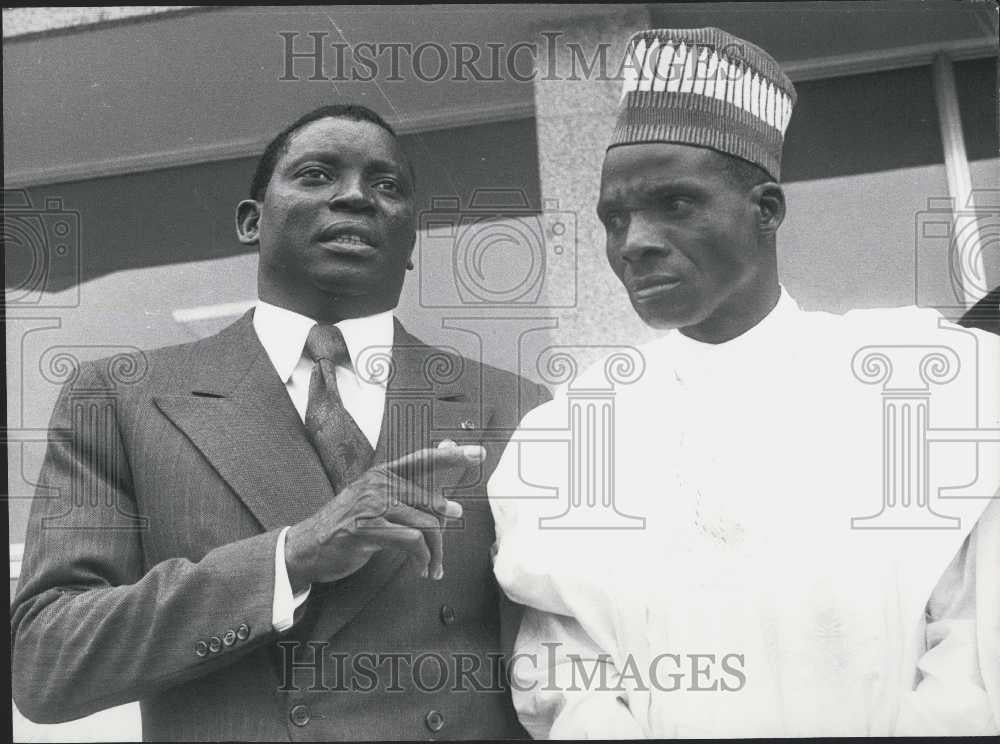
[5,2,1000,741]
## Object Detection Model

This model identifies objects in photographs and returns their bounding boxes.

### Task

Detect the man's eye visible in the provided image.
[604,212,627,232]
[664,197,692,213]
[374,179,403,195]
[299,167,331,181]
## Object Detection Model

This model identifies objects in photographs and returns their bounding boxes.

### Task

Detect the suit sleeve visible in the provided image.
[11,362,281,724]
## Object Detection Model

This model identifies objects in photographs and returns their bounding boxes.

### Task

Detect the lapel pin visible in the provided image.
[459,419,476,430]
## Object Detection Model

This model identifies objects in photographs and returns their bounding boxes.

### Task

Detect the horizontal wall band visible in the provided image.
[5,100,536,189]
[781,36,996,82]
[5,38,995,189]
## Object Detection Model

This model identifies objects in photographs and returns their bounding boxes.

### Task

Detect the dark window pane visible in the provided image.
[782,66,942,182]
[956,56,998,163]
[782,58,994,182]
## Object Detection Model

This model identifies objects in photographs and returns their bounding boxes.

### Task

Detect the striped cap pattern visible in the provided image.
[610,27,797,180]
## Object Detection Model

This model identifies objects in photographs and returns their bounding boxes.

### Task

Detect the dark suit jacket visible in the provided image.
[11,311,550,741]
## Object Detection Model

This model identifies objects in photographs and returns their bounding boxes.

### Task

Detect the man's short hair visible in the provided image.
[249,104,400,201]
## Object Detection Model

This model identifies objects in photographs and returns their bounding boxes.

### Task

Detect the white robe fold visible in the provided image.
[489,289,1000,738]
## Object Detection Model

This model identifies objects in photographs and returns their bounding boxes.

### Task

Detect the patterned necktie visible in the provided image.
[303,323,375,493]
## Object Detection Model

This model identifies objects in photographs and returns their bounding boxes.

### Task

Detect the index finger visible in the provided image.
[383,445,485,486]
[382,471,463,520]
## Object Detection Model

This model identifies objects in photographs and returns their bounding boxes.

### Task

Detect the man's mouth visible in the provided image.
[628,274,682,298]
[318,224,378,250]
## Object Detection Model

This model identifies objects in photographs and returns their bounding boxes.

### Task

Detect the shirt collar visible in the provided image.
[253,300,395,383]
[667,285,801,357]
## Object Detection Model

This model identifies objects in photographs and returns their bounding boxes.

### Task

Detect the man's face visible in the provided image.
[255,116,416,316]
[597,143,772,334]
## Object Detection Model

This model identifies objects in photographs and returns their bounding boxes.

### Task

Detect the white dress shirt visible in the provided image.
[253,300,395,631]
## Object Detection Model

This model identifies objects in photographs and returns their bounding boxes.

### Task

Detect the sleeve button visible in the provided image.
[236,623,251,640]
[223,629,236,646]
[439,605,457,625]
[194,640,208,657]
[208,636,222,653]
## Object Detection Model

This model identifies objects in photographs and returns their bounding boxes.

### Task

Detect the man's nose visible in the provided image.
[329,175,375,211]
[619,214,669,262]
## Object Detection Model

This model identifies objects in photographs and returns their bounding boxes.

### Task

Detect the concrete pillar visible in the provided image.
[531,9,658,369]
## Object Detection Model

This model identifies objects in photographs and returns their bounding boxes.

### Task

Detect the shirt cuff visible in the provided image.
[272,526,312,632]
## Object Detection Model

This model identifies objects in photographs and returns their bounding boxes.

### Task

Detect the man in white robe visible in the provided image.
[488,26,1000,738]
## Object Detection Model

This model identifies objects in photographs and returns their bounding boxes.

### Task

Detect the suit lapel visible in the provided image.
[154,312,335,532]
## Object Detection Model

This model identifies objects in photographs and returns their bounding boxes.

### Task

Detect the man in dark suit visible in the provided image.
[12,104,550,740]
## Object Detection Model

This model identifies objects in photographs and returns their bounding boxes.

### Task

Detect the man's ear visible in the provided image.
[405,227,417,270]
[236,199,262,246]
[752,182,786,237]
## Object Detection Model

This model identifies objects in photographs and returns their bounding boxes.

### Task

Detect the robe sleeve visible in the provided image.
[895,512,999,735]
[510,608,645,739]
[488,394,646,739]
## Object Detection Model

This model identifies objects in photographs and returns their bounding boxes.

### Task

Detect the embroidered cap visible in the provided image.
[609,27,797,181]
